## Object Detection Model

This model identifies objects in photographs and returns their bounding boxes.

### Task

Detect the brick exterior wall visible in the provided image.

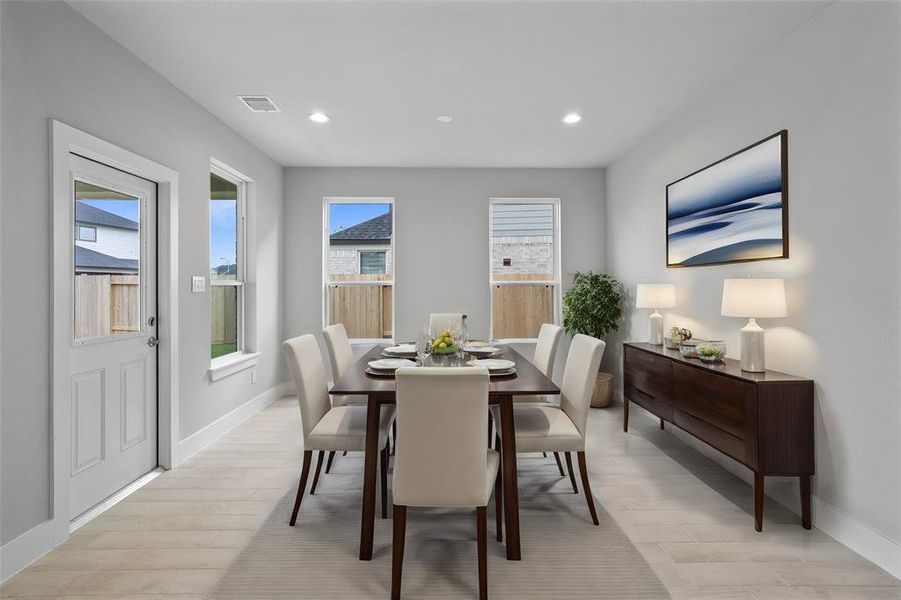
[491,235,554,276]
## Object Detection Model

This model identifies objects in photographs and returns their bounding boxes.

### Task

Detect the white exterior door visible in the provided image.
[67,154,158,519]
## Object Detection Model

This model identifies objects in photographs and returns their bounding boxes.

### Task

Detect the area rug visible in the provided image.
[212,454,670,599]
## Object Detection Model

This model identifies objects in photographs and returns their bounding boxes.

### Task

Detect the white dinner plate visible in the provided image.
[368,358,417,371]
[463,345,500,355]
[466,358,516,371]
[383,344,417,355]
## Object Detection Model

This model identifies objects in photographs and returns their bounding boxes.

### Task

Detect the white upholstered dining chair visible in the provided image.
[282,334,395,526]
[322,324,367,407]
[321,323,370,471]
[391,367,501,600]
[429,312,465,337]
[492,334,605,525]
[515,323,563,403]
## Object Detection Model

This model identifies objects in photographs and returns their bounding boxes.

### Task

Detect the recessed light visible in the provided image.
[436,115,453,123]
[308,112,330,123]
[562,113,582,125]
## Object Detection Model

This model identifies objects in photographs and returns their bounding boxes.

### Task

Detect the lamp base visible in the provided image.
[649,311,664,345]
[740,318,766,372]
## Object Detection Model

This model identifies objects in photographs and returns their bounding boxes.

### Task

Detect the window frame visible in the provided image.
[488,197,562,343]
[76,224,97,242]
[209,163,247,365]
[322,197,396,344]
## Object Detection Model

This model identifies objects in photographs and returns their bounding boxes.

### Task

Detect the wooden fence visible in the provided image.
[211,285,238,344]
[491,273,555,339]
[492,283,554,339]
[74,274,140,339]
[328,273,392,339]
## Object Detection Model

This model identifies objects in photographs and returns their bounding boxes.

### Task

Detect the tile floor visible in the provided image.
[2,396,899,599]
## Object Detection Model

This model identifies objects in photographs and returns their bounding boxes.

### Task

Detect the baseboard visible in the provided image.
[176,381,292,465]
[630,404,901,579]
[0,519,59,583]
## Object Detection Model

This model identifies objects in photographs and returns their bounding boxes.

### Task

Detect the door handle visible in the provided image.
[147,336,159,348]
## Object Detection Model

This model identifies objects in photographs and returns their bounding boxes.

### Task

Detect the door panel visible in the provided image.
[121,358,147,450]
[68,154,157,519]
[71,369,105,475]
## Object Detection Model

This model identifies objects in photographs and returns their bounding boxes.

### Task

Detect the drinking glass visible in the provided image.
[417,328,430,363]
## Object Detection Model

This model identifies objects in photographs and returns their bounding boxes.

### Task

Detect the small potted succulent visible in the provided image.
[562,272,623,408]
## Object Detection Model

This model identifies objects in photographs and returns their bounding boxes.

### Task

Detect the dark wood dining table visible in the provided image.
[330,344,560,562]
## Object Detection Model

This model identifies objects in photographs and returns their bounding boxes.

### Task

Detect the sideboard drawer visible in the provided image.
[624,346,671,401]
[673,408,749,465]
[672,363,756,441]
[624,383,672,421]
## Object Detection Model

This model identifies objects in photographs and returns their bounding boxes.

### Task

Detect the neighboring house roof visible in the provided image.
[330,212,391,245]
[75,201,139,231]
[75,245,139,272]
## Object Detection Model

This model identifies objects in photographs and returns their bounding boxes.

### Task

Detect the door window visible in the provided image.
[73,181,142,341]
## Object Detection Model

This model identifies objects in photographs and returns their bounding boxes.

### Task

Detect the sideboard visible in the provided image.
[623,342,814,531]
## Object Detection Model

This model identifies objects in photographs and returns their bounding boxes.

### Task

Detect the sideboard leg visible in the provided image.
[800,474,812,530]
[754,472,764,532]
[623,398,629,432]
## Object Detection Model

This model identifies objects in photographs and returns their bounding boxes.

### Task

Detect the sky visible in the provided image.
[210,199,237,270]
[329,203,390,234]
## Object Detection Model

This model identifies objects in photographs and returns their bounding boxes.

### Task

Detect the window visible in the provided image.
[210,169,245,359]
[76,224,97,242]
[73,181,141,341]
[489,198,561,340]
[360,251,387,275]
[324,198,394,341]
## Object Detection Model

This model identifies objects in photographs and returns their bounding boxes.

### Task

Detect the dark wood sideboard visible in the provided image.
[623,342,814,531]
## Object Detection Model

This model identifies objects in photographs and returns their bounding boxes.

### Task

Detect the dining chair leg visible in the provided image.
[542,452,547,458]
[494,433,501,452]
[494,469,503,543]
[289,450,312,526]
[380,445,389,519]
[325,451,336,474]
[553,452,565,477]
[310,450,325,495]
[564,452,578,494]
[577,451,600,526]
[343,450,348,456]
[392,420,397,456]
[391,504,407,600]
[487,412,493,446]
[476,506,488,600]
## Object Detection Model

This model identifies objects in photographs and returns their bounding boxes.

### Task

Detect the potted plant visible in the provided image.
[562,271,623,408]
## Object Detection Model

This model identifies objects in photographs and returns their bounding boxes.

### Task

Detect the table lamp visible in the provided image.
[636,284,676,345]
[721,278,786,372]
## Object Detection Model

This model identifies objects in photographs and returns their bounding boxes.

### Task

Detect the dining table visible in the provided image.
[330,344,560,562]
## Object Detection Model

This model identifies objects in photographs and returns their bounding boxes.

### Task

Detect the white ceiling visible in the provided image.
[69,1,827,168]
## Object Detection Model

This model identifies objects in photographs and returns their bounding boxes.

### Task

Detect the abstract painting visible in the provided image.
[666,130,788,267]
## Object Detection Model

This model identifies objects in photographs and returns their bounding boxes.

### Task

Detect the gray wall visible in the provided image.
[283,167,607,379]
[605,2,900,550]
[1,1,285,543]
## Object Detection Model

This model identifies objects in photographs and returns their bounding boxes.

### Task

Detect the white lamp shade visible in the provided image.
[721,278,787,318]
[636,284,676,309]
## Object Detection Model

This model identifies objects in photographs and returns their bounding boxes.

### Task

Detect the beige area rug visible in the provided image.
[213,454,670,599]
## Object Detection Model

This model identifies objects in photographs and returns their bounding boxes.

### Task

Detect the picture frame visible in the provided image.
[666,130,788,268]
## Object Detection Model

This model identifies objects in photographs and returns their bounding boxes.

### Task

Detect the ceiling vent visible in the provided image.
[238,95,280,113]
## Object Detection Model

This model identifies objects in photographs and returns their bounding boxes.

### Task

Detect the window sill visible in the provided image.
[209,352,261,382]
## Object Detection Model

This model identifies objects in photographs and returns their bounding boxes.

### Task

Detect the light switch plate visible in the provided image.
[192,276,206,293]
